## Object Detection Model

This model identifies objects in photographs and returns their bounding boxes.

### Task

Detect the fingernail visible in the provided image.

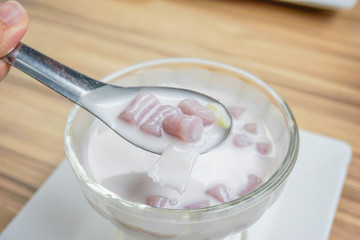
[0,1,26,26]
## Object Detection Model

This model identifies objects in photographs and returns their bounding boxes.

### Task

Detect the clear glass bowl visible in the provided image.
[65,58,299,240]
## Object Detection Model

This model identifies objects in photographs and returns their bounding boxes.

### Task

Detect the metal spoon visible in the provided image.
[3,43,232,154]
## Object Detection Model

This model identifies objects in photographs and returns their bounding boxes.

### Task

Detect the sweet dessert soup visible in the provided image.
[66,59,298,240]
[82,67,285,209]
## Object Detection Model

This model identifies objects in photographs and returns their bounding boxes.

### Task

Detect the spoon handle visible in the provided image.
[3,42,105,103]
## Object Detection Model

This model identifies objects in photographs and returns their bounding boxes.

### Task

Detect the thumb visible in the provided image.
[0,1,29,57]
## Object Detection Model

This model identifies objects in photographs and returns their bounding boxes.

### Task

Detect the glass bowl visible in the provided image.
[65,58,299,240]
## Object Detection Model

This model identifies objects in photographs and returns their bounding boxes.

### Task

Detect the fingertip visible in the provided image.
[0,1,28,27]
[0,1,29,57]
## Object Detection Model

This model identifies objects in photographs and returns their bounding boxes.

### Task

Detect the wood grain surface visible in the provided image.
[0,0,359,239]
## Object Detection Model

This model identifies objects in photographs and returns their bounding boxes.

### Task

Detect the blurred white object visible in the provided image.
[278,0,358,9]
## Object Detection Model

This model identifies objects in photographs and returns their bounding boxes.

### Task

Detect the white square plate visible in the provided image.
[0,130,352,240]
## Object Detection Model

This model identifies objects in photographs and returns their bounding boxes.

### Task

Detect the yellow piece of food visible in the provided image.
[208,103,231,128]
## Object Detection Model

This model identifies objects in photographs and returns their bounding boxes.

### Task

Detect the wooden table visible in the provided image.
[0,0,359,239]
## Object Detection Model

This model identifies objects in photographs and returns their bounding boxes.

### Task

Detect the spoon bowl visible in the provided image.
[3,43,232,154]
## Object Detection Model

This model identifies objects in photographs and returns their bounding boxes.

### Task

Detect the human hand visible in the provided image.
[0,1,28,81]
